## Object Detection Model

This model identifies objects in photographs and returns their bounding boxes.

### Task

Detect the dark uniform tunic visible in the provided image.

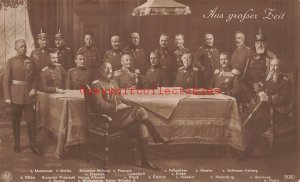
[123,45,149,74]
[210,68,242,97]
[66,67,93,90]
[54,46,74,71]
[153,48,176,86]
[174,66,199,88]
[231,45,253,73]
[113,67,139,88]
[143,66,165,89]
[30,47,53,72]
[103,50,125,71]
[174,47,189,68]
[3,55,37,148]
[76,46,101,74]
[193,46,219,88]
[40,64,65,93]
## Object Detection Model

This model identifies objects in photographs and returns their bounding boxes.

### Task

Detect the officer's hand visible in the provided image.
[4,99,11,105]
[56,88,65,94]
[259,92,268,102]
[252,83,260,92]
[29,89,36,96]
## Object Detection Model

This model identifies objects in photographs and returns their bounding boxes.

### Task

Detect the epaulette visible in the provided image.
[179,66,184,70]
[214,69,220,74]
[68,68,75,72]
[41,67,48,72]
[66,47,71,50]
[193,67,199,71]
[246,46,250,50]
[283,76,288,81]
[231,68,240,75]
[105,50,113,55]
[113,70,122,77]
[92,79,99,84]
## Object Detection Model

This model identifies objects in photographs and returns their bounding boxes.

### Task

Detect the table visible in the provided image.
[36,89,245,157]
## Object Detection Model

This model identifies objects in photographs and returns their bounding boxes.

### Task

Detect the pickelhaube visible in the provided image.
[37,28,47,39]
[55,29,63,39]
[255,27,267,42]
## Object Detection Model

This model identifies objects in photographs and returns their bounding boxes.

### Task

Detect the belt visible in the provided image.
[12,80,28,85]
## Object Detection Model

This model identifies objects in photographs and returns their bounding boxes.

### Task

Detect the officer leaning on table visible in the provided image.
[3,39,44,155]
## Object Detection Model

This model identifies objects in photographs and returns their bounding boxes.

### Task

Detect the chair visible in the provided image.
[263,68,297,155]
[83,84,138,169]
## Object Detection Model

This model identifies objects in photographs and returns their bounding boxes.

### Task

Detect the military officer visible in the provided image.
[103,35,125,71]
[231,31,253,73]
[143,52,165,89]
[153,34,176,86]
[30,29,52,73]
[39,51,66,93]
[193,33,220,88]
[76,33,101,76]
[3,39,44,155]
[54,29,74,71]
[238,58,291,161]
[174,53,199,88]
[113,54,141,88]
[210,53,242,98]
[66,53,93,90]
[90,62,172,171]
[174,34,190,68]
[123,32,149,74]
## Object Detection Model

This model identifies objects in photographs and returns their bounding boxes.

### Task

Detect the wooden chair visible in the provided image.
[263,68,297,155]
[83,84,138,169]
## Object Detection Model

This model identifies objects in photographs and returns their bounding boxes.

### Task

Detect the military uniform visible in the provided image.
[113,67,140,88]
[210,68,242,97]
[174,47,189,68]
[123,45,149,74]
[231,45,253,73]
[3,55,38,151]
[103,50,125,71]
[193,46,219,88]
[143,66,165,89]
[39,64,66,93]
[174,66,199,88]
[153,48,176,86]
[30,47,53,72]
[54,46,74,71]
[66,67,93,90]
[76,46,101,74]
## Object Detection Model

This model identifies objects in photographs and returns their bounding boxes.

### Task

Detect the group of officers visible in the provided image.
[2,27,291,170]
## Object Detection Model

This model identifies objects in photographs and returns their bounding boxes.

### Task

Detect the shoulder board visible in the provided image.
[54,63,61,66]
[92,79,99,84]
[113,70,122,77]
[231,68,240,75]
[283,76,288,81]
[66,47,71,50]
[193,67,199,71]
[245,46,250,50]
[267,51,276,59]
[68,68,75,72]
[179,66,184,70]
[199,46,204,49]
[214,69,220,74]
[42,67,48,72]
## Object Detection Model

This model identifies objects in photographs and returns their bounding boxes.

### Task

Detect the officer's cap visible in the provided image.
[55,29,63,39]
[255,28,267,42]
[37,28,47,39]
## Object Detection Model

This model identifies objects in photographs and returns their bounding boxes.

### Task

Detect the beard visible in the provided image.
[256,47,265,54]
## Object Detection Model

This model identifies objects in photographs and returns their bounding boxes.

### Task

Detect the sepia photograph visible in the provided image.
[0,0,299,181]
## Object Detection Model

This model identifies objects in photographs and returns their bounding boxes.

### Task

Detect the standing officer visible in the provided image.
[103,35,125,71]
[143,52,165,89]
[3,39,44,155]
[231,31,253,73]
[123,32,149,74]
[210,53,242,98]
[113,54,141,88]
[174,34,189,68]
[76,33,101,77]
[54,29,74,71]
[40,51,66,93]
[153,34,176,86]
[174,53,199,88]
[30,29,52,73]
[193,33,219,88]
[66,53,93,90]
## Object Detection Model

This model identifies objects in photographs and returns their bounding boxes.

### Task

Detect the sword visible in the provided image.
[242,101,263,127]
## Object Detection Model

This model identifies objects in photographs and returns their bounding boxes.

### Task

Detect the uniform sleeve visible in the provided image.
[173,70,180,87]
[227,75,242,97]
[61,67,67,89]
[267,80,291,107]
[67,49,75,70]
[3,58,12,100]
[193,71,199,88]
[92,83,116,114]
[103,52,108,62]
[40,71,57,93]
[193,50,205,71]
[31,61,38,90]
[65,70,72,90]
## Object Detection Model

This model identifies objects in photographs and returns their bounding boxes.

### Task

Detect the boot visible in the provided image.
[142,120,173,144]
[27,121,44,156]
[139,138,161,171]
[12,119,20,152]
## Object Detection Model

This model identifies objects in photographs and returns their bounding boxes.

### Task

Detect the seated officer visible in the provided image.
[40,51,66,93]
[174,53,199,88]
[90,62,172,171]
[238,58,291,161]
[113,54,141,88]
[66,53,93,90]
[210,53,242,98]
[143,52,166,89]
